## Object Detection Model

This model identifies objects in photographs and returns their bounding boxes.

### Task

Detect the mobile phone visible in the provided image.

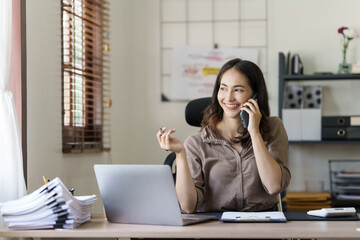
[240,93,258,129]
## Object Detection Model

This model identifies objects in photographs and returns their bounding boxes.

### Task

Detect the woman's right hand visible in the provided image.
[156,127,185,154]
[157,127,197,213]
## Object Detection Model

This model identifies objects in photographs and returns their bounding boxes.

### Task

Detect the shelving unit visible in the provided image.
[278,52,360,144]
[329,160,360,207]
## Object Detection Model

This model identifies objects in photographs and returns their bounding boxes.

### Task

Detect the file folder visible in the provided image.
[220,211,287,223]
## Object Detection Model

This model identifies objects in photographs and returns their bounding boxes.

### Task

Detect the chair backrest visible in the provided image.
[164,152,176,182]
[185,97,212,127]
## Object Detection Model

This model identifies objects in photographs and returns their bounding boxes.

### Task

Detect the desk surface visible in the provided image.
[1,215,360,239]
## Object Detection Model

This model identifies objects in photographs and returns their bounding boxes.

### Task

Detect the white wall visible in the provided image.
[26,0,112,214]
[26,0,360,214]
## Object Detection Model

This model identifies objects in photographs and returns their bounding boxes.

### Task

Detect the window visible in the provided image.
[61,0,110,153]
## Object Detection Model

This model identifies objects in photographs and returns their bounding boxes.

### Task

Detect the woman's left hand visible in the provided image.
[241,98,262,135]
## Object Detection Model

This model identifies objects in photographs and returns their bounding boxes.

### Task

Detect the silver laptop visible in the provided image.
[94,164,214,226]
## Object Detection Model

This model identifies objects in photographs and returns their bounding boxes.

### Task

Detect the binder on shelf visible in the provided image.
[322,116,350,127]
[322,127,360,140]
[322,116,360,127]
[347,127,360,139]
[322,127,347,140]
[0,177,96,230]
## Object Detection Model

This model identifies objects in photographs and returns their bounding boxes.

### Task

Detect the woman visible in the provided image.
[157,58,290,213]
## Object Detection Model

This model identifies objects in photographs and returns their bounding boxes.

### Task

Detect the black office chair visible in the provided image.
[163,97,283,212]
[163,97,212,182]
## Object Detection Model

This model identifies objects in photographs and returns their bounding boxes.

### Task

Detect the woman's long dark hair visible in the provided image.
[200,58,270,147]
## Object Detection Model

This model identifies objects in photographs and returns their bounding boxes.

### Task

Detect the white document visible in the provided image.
[307,207,356,218]
[221,211,287,222]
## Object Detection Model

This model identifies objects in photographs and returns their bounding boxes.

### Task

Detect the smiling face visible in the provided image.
[217,67,254,119]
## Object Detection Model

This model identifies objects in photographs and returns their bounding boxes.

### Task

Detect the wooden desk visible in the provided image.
[1,216,360,239]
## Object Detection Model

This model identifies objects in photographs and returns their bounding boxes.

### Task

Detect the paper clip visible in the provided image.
[235,216,271,222]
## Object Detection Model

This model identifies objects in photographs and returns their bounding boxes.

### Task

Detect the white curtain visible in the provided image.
[0,0,27,228]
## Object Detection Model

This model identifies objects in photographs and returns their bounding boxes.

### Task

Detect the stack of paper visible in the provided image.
[333,171,360,202]
[282,192,331,212]
[0,177,96,230]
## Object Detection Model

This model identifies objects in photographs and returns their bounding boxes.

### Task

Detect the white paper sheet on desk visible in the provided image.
[221,211,287,222]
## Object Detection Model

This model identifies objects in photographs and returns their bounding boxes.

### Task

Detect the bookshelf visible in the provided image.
[278,52,360,144]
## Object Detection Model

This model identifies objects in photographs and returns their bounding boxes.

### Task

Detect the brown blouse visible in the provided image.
[183,116,291,212]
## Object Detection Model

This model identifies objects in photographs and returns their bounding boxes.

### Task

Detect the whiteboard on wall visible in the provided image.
[159,0,268,101]
[169,45,259,101]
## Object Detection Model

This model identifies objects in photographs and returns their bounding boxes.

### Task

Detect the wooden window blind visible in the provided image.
[61,0,111,153]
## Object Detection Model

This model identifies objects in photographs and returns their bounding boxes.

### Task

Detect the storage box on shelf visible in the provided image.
[282,85,322,141]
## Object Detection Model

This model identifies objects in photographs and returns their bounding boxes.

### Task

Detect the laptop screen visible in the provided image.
[94,164,184,225]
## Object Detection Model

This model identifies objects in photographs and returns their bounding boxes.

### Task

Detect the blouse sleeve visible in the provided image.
[267,117,291,192]
[183,135,205,212]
